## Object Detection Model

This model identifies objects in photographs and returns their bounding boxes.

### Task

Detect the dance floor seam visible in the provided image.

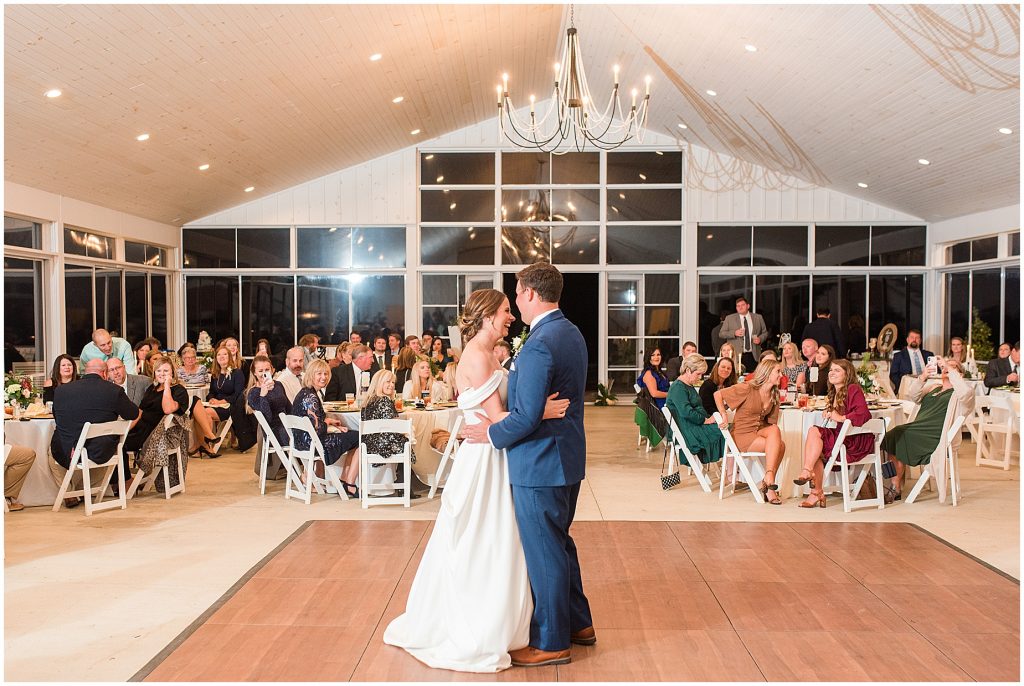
[134,520,1020,682]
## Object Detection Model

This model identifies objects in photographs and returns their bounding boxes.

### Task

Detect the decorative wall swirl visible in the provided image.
[677,128,816,193]
[871,4,1019,93]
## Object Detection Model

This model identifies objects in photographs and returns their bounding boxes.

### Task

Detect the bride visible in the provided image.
[383,288,570,672]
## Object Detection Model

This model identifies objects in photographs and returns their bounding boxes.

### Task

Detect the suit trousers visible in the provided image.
[4,445,36,499]
[511,481,593,651]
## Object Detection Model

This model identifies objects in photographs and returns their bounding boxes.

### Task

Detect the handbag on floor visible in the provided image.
[660,450,680,490]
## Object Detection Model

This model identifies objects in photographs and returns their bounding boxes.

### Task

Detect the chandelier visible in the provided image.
[497,4,651,153]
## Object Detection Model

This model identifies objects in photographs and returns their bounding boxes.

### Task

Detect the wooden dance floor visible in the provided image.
[136,520,1019,682]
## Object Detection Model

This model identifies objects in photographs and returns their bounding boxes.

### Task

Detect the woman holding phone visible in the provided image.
[246,355,291,447]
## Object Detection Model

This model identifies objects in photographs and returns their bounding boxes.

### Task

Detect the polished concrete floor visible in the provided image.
[4,406,1020,681]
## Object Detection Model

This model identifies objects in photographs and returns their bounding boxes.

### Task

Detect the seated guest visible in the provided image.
[216,337,243,371]
[177,341,196,356]
[846,314,867,355]
[176,346,209,385]
[274,346,305,403]
[325,344,373,402]
[666,354,725,468]
[329,342,351,370]
[298,333,320,367]
[493,340,513,371]
[794,359,872,508]
[718,342,740,374]
[243,338,273,379]
[714,358,786,504]
[699,356,737,416]
[4,443,37,512]
[348,331,363,345]
[53,359,141,505]
[405,334,423,357]
[665,341,698,381]
[142,349,165,379]
[430,337,452,369]
[360,369,414,497]
[807,344,837,396]
[402,359,436,401]
[394,347,418,390]
[79,328,135,369]
[194,345,256,453]
[883,356,976,500]
[996,342,1012,359]
[290,359,360,497]
[43,354,79,403]
[125,359,190,455]
[801,337,818,368]
[801,307,846,358]
[133,340,152,375]
[984,341,1019,388]
[888,329,934,391]
[744,350,778,382]
[370,335,391,373]
[780,341,807,392]
[387,333,403,360]
[421,330,436,355]
[433,362,458,403]
[946,336,967,365]
[246,355,291,447]
[637,348,670,409]
[105,358,149,406]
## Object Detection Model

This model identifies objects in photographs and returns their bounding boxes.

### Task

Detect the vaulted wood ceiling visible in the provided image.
[5,4,1020,225]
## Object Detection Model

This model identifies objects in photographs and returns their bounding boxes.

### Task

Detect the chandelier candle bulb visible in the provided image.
[613,64,620,85]
[645,76,651,95]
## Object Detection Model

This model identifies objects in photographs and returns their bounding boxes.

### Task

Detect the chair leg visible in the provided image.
[906,467,931,503]
[258,447,269,495]
[82,463,94,516]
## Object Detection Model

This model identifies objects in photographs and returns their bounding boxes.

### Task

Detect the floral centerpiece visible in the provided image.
[855,353,880,395]
[5,372,36,409]
[594,380,617,406]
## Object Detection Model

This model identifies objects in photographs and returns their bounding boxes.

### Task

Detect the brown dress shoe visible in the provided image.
[509,646,571,667]
[570,626,597,645]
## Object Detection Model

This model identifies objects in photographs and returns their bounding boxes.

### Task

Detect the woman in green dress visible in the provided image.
[666,354,725,468]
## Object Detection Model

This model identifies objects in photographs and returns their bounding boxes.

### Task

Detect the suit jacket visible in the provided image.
[719,312,768,357]
[489,310,587,487]
[370,350,392,374]
[984,356,1019,388]
[801,318,846,358]
[665,356,682,382]
[889,347,935,389]
[325,363,369,401]
[53,374,139,467]
[122,374,151,406]
[500,356,513,371]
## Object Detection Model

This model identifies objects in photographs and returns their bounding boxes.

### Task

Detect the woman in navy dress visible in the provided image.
[637,348,671,409]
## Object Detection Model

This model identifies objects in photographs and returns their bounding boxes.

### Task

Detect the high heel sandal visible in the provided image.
[793,468,815,488]
[798,490,826,508]
[341,481,360,499]
[758,469,782,505]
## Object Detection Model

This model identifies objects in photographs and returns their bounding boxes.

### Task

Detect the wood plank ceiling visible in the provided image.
[5,4,1020,224]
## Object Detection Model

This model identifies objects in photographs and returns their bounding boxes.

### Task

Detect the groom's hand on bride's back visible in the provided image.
[462,417,493,443]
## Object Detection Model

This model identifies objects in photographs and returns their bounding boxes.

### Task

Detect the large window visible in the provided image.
[815,225,926,266]
[64,264,168,352]
[4,257,45,364]
[64,227,114,260]
[698,225,809,267]
[944,266,1020,354]
[4,216,41,250]
[242,276,294,355]
[296,226,406,269]
[607,274,681,393]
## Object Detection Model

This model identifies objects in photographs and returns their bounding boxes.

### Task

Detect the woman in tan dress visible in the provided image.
[713,358,786,504]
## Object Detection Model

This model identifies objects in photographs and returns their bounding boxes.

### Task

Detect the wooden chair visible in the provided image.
[253,410,298,494]
[713,412,766,503]
[427,414,463,500]
[126,415,186,499]
[279,414,348,504]
[906,399,966,506]
[974,396,1015,470]
[821,417,888,513]
[52,419,133,515]
[359,418,414,508]
[660,406,714,493]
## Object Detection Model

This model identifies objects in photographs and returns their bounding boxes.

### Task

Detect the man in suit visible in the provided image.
[387,333,403,360]
[719,296,768,373]
[801,307,846,358]
[464,262,593,667]
[325,344,374,401]
[52,359,141,503]
[105,358,150,406]
[985,341,1020,388]
[493,339,513,371]
[274,346,305,403]
[888,329,934,391]
[665,341,698,381]
[370,335,391,373]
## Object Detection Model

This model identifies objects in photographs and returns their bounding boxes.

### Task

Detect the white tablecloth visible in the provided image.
[988,388,1020,464]
[778,405,905,499]
[183,384,209,405]
[3,417,60,507]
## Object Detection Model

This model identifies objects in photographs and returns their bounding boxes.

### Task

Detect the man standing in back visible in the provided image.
[79,328,135,370]
[801,307,846,358]
[719,296,767,373]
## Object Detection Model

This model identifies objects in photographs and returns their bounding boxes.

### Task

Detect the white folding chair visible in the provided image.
[52,419,133,515]
[360,418,414,508]
[253,410,299,494]
[821,417,888,513]
[974,396,1015,470]
[198,415,232,457]
[660,406,714,493]
[126,415,186,500]
[280,414,348,503]
[428,414,463,499]
[713,412,766,503]
[633,383,652,452]
[906,400,966,506]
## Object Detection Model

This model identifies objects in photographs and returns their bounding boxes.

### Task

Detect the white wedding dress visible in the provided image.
[383,369,532,672]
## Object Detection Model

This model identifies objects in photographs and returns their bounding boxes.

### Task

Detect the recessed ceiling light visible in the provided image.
[918,158,930,165]
[857,182,868,188]
[410,128,421,135]
[677,123,688,129]
[369,53,382,61]
[744,44,757,52]
[392,96,404,104]
[705,89,717,96]
[44,88,62,98]
[244,186,255,192]
[999,127,1013,135]
[198,164,210,171]
[136,133,150,141]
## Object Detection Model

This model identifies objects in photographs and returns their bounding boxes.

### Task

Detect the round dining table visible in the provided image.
[3,415,60,507]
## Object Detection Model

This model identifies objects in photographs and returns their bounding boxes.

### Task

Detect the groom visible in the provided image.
[463,262,594,666]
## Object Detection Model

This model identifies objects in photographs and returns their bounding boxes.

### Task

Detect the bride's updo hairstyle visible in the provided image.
[459,288,507,346]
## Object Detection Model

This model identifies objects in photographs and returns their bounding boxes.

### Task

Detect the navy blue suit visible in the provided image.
[489,309,592,651]
[889,347,935,390]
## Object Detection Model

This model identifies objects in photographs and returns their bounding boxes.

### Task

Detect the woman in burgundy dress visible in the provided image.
[794,359,873,508]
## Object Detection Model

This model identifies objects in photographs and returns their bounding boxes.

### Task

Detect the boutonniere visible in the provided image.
[511,327,530,358]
